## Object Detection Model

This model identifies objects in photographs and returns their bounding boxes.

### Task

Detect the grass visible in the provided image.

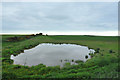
[1,35,119,79]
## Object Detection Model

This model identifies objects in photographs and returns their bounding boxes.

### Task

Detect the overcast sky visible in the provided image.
[2,2,118,36]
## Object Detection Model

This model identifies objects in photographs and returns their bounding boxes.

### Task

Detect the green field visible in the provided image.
[1,35,119,79]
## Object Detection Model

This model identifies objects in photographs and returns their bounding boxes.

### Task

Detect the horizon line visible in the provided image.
[0,31,118,36]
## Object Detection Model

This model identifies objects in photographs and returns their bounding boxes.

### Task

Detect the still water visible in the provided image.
[11,43,95,67]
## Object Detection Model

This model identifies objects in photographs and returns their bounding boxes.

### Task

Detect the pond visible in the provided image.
[11,43,95,67]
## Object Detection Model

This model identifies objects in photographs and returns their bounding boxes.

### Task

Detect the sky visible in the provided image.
[1,0,119,2]
[2,2,118,36]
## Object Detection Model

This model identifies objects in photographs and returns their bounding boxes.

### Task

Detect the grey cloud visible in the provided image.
[2,2,118,33]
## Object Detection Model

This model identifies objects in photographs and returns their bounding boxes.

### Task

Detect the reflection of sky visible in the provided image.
[2,2,118,35]
[11,43,93,66]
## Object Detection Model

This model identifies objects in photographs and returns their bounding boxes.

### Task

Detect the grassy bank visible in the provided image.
[2,35,119,79]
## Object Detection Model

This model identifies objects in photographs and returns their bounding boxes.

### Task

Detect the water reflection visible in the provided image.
[11,43,95,67]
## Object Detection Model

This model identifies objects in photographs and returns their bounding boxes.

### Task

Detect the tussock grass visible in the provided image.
[2,35,119,79]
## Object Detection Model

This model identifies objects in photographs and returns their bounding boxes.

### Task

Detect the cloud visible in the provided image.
[2,2,118,35]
